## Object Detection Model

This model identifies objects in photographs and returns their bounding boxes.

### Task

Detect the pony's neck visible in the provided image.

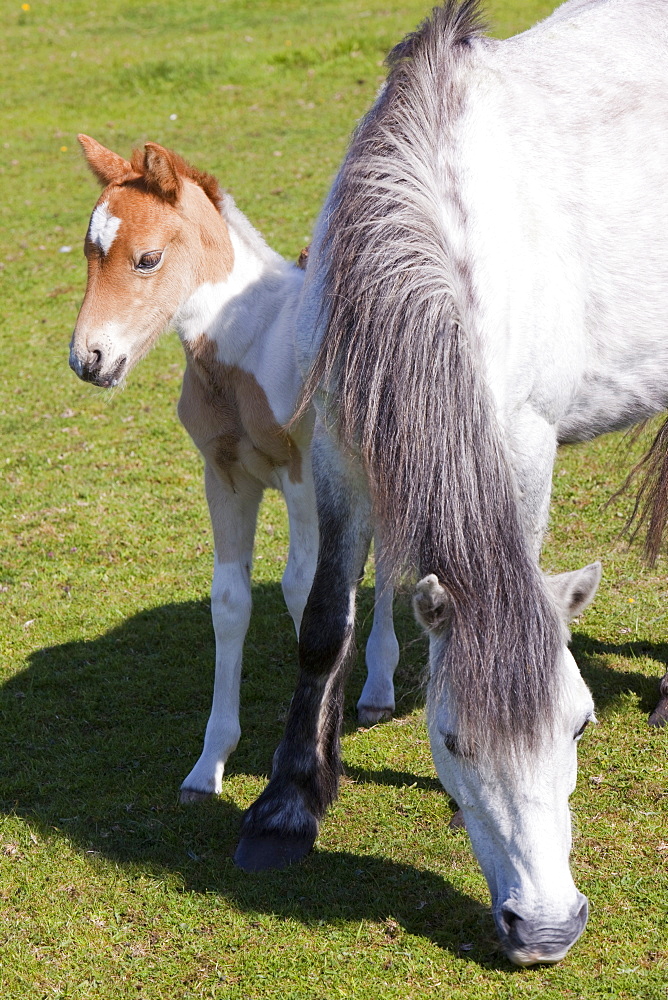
[174,194,302,368]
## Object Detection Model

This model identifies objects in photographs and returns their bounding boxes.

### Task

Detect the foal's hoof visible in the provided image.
[234,831,316,872]
[357,705,393,726]
[178,786,215,805]
[648,697,668,727]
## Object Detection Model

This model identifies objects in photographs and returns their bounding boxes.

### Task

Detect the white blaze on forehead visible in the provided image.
[88,201,122,255]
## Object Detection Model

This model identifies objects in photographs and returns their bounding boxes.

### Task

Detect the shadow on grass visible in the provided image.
[571,630,667,717]
[0,584,512,966]
[2,592,661,968]
[5,582,424,799]
[344,766,443,794]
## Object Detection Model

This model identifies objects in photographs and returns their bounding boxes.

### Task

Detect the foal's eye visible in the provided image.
[135,250,163,272]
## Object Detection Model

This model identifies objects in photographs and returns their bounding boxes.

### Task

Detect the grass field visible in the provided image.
[1,0,667,997]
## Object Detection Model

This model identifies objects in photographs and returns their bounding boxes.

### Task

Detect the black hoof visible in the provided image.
[234,831,316,872]
[449,808,466,830]
[648,697,668,728]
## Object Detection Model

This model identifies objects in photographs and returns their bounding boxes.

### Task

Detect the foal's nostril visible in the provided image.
[80,348,103,383]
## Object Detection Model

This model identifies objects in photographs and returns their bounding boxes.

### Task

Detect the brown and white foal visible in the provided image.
[69,137,399,801]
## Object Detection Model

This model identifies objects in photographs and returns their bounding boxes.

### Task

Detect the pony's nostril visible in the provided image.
[89,348,102,371]
[499,903,525,938]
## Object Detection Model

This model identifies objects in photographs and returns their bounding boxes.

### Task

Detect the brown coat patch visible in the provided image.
[179,335,302,487]
[296,245,310,270]
[74,178,234,371]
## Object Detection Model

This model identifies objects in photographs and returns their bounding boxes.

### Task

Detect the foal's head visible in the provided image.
[70,136,233,387]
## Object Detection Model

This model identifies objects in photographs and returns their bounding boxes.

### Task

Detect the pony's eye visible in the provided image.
[443,733,460,755]
[136,251,163,272]
[574,719,590,740]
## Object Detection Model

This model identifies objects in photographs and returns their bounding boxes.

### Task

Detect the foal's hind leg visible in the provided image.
[277,456,319,637]
[234,440,372,870]
[357,532,399,725]
[180,463,262,802]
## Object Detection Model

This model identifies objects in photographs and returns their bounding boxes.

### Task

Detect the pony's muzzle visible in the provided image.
[496,894,589,966]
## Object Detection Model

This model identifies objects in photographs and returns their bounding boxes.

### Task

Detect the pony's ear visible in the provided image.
[546,561,602,623]
[77,135,132,186]
[142,142,183,204]
[413,574,453,634]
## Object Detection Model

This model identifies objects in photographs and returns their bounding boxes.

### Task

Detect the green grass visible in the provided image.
[1,0,667,997]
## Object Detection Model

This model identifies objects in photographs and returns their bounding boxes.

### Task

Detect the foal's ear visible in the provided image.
[141,143,183,204]
[77,135,132,186]
[546,561,602,623]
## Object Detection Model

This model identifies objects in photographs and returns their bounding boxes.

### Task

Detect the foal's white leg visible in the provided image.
[357,534,399,725]
[180,463,263,803]
[277,453,319,636]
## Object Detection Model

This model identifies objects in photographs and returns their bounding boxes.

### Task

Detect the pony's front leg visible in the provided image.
[649,669,668,727]
[179,463,263,803]
[280,448,399,725]
[510,405,558,558]
[357,533,399,725]
[234,446,372,870]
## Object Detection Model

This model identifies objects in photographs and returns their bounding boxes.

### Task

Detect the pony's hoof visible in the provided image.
[179,787,215,804]
[648,697,668,727]
[357,705,393,726]
[234,832,315,872]
[449,809,466,830]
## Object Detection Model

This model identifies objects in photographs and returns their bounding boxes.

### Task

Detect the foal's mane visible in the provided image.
[303,1,563,759]
[127,146,222,210]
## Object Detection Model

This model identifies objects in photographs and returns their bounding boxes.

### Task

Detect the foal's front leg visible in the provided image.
[234,444,372,870]
[179,462,263,802]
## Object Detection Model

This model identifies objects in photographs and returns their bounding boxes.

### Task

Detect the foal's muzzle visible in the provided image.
[70,348,127,388]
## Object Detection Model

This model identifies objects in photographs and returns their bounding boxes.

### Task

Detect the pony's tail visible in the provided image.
[617,417,668,564]
[302,0,562,758]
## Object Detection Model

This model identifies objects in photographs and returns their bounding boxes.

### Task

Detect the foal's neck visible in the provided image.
[175,195,303,370]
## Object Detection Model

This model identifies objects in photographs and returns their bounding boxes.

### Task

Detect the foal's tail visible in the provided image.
[302,1,562,758]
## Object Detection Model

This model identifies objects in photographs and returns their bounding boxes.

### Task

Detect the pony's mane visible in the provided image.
[302,0,563,759]
[387,0,486,65]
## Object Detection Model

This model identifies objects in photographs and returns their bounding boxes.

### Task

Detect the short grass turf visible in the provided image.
[1,0,667,997]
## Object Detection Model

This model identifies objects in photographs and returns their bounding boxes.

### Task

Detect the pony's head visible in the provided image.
[414,562,601,966]
[69,136,232,387]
